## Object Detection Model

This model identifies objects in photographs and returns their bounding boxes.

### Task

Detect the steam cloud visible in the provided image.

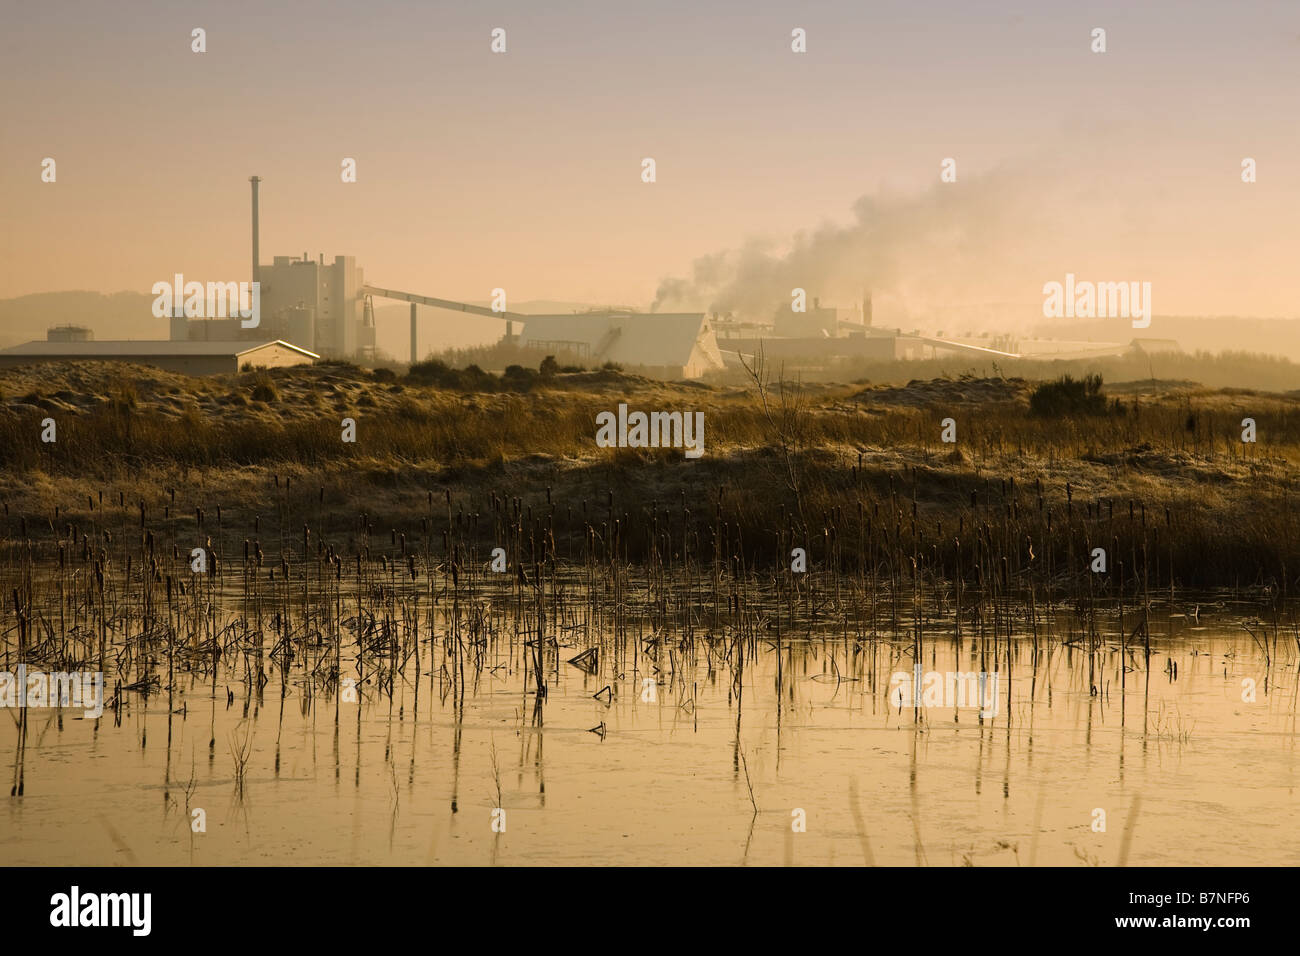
[650,162,1073,331]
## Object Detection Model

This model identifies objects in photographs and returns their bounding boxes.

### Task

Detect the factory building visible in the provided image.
[168,178,374,359]
[772,297,870,339]
[0,338,319,376]
[518,312,725,379]
[169,253,373,359]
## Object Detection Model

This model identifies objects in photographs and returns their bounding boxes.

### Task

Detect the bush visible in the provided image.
[1028,374,1106,417]
[502,364,538,391]
[407,359,506,392]
[539,355,559,377]
[407,359,467,389]
[460,364,497,391]
[250,376,279,403]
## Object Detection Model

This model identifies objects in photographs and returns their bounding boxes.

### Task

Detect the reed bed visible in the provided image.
[3,362,1300,792]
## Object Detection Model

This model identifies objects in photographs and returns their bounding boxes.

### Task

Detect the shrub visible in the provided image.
[502,364,539,392]
[460,364,497,391]
[1028,374,1106,417]
[250,376,279,403]
[407,359,465,388]
[407,359,506,392]
[1029,374,1102,416]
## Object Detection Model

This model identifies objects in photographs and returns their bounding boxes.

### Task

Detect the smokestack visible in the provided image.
[249,176,262,286]
[863,289,873,327]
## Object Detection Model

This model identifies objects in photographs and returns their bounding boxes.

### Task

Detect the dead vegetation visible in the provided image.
[1,361,1298,587]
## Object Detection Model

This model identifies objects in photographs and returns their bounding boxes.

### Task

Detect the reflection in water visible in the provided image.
[2,575,1298,866]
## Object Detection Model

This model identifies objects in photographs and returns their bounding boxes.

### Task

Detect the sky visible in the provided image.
[3,0,1299,348]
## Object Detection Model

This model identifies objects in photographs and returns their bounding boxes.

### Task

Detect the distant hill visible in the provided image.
[0,291,163,348]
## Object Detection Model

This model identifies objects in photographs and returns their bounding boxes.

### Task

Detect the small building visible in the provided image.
[47,324,94,343]
[0,339,319,376]
[1130,337,1181,355]
[518,312,724,378]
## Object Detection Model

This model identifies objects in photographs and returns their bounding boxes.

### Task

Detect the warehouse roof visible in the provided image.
[518,312,723,372]
[0,339,320,359]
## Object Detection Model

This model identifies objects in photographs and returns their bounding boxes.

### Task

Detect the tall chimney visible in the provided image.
[249,176,262,286]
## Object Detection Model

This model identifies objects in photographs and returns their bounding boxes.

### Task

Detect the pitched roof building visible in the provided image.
[517,312,723,379]
[0,339,319,376]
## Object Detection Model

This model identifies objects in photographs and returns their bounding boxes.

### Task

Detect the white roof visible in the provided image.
[0,339,320,359]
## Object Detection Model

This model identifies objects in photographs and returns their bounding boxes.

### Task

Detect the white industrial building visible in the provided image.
[517,312,725,379]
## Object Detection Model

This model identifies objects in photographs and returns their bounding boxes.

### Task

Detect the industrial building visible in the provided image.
[167,177,533,364]
[517,311,725,379]
[0,337,319,376]
[162,177,1162,378]
[708,290,1186,369]
[159,177,733,376]
[170,253,372,358]
[167,178,374,358]
[771,296,871,338]
[47,324,94,343]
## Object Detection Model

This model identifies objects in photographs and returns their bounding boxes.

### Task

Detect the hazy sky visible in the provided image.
[3,0,1299,336]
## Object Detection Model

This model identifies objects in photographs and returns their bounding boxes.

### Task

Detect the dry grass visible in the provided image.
[1,359,1299,587]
